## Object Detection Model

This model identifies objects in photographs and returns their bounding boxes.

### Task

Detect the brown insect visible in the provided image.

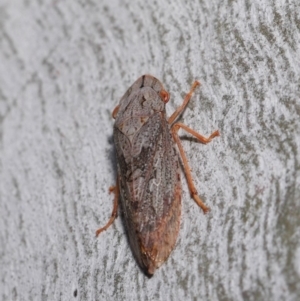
[96,75,219,276]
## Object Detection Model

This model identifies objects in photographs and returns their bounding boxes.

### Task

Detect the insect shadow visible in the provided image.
[106,134,117,179]
[179,135,201,144]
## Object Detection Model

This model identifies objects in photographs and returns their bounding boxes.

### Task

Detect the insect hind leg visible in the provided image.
[95,178,120,237]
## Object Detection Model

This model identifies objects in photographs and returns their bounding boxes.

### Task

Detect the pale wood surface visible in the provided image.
[1,0,300,300]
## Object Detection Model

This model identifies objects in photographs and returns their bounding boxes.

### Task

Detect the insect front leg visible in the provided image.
[171,124,219,213]
[95,177,120,237]
[168,81,200,124]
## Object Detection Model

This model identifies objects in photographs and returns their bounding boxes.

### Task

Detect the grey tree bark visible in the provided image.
[0,0,299,300]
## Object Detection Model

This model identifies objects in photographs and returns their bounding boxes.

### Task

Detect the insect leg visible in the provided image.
[174,123,220,144]
[171,124,219,213]
[95,178,120,237]
[168,81,200,125]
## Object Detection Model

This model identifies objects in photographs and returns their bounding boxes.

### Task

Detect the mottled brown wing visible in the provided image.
[114,112,181,275]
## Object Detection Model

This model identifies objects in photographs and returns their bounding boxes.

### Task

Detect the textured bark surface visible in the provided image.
[0,0,300,300]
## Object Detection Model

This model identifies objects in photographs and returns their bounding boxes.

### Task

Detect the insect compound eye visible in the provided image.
[159,90,169,103]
